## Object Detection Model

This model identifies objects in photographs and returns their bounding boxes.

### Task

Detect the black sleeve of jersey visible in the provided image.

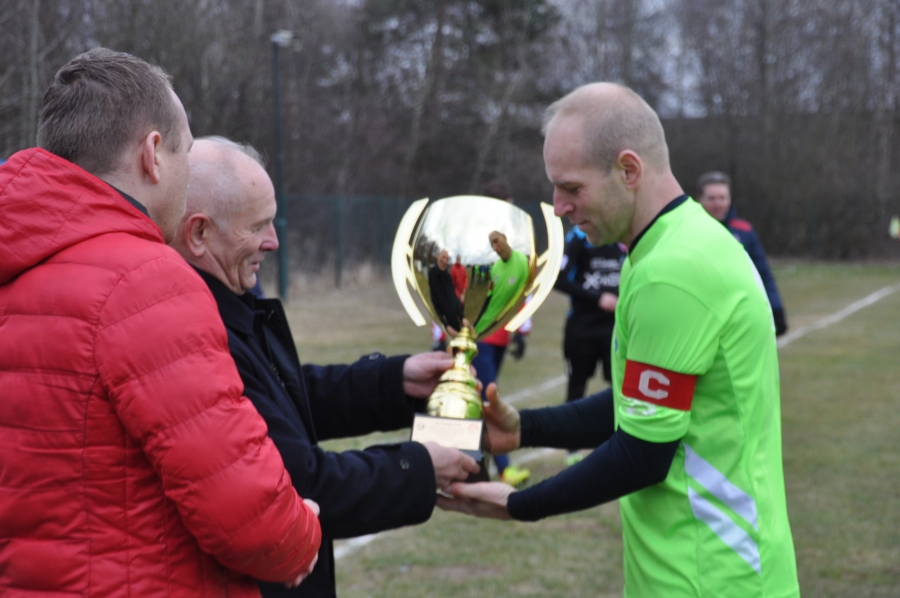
[520,388,616,449]
[507,430,679,521]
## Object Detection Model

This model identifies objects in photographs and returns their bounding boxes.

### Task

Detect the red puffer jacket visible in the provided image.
[0,149,321,596]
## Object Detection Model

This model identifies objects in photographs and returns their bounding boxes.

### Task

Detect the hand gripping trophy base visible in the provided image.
[392,196,564,485]
[426,328,481,419]
[425,328,490,482]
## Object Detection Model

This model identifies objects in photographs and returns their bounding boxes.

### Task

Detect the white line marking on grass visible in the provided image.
[504,375,566,405]
[336,284,900,561]
[333,447,563,561]
[333,534,379,560]
[776,283,900,349]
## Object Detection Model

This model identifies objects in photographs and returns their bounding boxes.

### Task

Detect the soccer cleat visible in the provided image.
[500,464,531,488]
[564,453,584,468]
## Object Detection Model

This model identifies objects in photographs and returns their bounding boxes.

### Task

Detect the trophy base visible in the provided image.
[410,414,491,483]
[411,414,483,454]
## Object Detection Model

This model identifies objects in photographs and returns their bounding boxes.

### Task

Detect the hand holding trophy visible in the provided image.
[391,195,563,481]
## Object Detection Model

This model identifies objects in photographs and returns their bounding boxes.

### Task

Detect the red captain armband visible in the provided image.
[622,360,697,411]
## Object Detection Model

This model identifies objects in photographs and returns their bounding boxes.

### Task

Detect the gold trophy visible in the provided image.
[391,195,563,472]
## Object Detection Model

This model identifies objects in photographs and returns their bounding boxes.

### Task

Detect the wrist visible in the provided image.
[518,409,534,447]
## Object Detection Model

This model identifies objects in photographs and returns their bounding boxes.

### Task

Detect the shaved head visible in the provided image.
[489,231,511,260]
[185,136,267,228]
[543,83,669,173]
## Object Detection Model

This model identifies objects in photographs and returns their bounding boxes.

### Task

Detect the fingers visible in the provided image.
[461,453,480,475]
[425,350,453,366]
[423,442,480,487]
[302,498,320,516]
[403,352,454,397]
[436,492,479,515]
[443,451,479,486]
[486,383,516,423]
[285,552,319,588]
[436,482,515,520]
[485,382,501,407]
[482,383,521,454]
[285,499,321,587]
[405,351,453,377]
[443,481,488,500]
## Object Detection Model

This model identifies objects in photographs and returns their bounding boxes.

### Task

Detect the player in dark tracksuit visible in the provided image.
[553,226,627,406]
[720,207,787,335]
[697,171,788,335]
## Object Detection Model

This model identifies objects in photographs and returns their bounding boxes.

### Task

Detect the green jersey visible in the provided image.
[475,249,529,335]
[612,198,799,597]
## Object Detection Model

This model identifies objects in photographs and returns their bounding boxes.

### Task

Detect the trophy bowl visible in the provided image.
[392,195,564,462]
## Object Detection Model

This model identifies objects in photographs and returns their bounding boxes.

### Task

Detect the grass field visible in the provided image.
[283,262,900,598]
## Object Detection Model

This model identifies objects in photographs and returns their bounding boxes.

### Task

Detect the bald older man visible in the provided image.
[439,84,800,597]
[171,137,478,598]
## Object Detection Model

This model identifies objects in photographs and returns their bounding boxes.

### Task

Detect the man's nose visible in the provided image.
[263,223,279,251]
[553,191,572,217]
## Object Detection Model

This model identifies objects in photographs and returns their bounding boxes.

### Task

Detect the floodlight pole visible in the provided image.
[271,30,293,300]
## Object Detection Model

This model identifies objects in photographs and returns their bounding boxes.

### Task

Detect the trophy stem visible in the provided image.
[426,327,481,420]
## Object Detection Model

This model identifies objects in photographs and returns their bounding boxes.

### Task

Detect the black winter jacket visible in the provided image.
[197,270,436,597]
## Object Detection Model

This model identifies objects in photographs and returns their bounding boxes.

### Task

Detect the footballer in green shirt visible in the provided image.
[438,82,799,598]
[613,196,797,597]
[474,231,530,336]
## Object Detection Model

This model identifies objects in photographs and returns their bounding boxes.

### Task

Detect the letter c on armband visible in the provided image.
[623,360,696,411]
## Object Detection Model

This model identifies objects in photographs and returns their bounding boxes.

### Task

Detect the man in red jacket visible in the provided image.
[0,48,321,597]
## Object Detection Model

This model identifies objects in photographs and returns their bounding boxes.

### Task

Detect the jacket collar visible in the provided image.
[194,267,258,337]
[111,184,150,217]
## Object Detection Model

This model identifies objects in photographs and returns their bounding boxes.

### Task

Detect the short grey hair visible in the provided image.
[697,171,731,195]
[198,135,267,167]
[185,136,268,229]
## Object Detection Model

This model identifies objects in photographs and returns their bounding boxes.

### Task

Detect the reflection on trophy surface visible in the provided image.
[391,195,564,462]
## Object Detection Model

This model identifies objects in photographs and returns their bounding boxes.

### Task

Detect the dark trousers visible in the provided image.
[564,329,613,404]
[473,342,509,472]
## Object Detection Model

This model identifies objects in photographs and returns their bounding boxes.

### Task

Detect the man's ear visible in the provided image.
[140,131,163,184]
[616,150,643,190]
[184,213,212,258]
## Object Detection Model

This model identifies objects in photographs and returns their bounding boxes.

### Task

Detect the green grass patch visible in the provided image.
[284,262,900,597]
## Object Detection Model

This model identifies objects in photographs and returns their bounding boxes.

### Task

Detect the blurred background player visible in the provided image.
[430,253,468,351]
[428,248,465,333]
[553,225,626,466]
[697,171,788,336]
[451,254,468,303]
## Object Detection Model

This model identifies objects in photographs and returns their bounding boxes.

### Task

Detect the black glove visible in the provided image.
[510,332,527,360]
[773,307,788,337]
